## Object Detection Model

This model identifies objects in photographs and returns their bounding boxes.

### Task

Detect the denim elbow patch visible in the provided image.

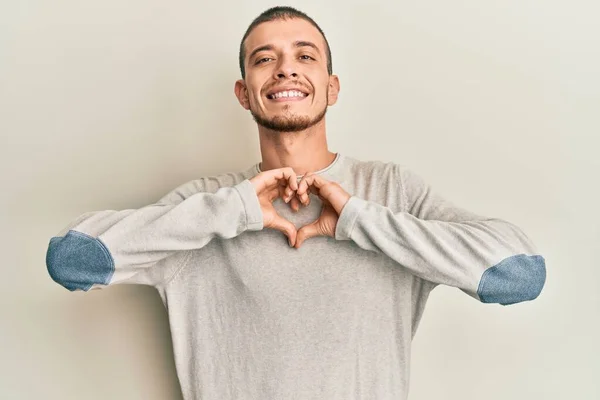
[477,254,546,305]
[46,230,114,291]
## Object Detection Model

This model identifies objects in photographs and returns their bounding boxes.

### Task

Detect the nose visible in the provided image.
[273,56,298,80]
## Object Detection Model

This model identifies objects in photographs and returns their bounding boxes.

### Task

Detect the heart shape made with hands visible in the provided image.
[281,172,351,249]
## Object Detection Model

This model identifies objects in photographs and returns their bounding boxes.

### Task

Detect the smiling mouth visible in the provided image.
[266,90,309,100]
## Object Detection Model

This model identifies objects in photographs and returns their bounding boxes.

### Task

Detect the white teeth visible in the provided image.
[270,90,306,99]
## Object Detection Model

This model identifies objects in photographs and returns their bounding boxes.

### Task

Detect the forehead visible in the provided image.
[244,18,326,57]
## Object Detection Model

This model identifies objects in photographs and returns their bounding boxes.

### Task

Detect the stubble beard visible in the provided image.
[250,91,328,133]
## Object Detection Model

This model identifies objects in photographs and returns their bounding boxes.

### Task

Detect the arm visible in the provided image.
[46,179,263,291]
[335,165,546,305]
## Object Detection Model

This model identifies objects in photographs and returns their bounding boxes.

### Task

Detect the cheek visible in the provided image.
[247,87,263,108]
[315,83,331,103]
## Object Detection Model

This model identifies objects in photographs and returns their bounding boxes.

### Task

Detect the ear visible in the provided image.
[327,75,340,106]
[234,79,250,110]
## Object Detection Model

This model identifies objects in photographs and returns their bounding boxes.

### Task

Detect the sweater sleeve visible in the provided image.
[46,179,263,291]
[334,165,546,305]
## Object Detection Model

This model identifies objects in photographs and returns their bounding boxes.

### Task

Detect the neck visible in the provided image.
[257,118,335,176]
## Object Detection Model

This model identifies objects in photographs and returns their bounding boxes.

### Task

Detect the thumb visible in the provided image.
[295,221,321,248]
[269,214,297,246]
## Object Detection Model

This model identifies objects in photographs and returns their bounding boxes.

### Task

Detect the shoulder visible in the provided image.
[341,155,407,206]
[156,165,256,205]
[343,155,401,182]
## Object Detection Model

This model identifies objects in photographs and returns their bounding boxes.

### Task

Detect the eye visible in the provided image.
[299,55,315,60]
[255,57,273,65]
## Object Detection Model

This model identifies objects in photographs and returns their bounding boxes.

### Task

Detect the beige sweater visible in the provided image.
[46,153,546,400]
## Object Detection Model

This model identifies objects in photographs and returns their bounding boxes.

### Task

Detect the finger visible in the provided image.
[305,174,328,190]
[299,187,310,205]
[273,167,297,191]
[290,196,300,212]
[297,191,310,207]
[267,167,298,190]
[299,173,327,195]
[295,221,320,248]
[266,185,279,201]
[278,173,299,202]
[269,214,297,246]
[278,185,290,203]
[278,179,291,190]
[286,185,296,201]
[298,173,311,193]
[283,180,301,203]
[287,170,299,191]
[297,175,312,201]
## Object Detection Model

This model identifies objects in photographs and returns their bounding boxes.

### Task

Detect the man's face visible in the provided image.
[235,18,339,132]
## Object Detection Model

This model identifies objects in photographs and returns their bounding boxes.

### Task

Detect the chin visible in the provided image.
[251,105,327,132]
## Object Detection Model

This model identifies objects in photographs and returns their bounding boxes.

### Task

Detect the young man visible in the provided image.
[46,6,546,400]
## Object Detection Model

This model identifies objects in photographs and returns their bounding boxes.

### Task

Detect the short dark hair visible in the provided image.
[238,6,333,79]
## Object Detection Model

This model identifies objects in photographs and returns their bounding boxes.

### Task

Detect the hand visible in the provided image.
[249,167,300,246]
[293,173,351,248]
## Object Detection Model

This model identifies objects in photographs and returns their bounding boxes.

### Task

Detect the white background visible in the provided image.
[1,0,598,398]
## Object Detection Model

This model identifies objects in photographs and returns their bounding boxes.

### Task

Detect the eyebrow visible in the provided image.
[295,41,320,53]
[248,41,321,62]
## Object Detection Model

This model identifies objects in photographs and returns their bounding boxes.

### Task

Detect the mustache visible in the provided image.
[263,81,310,93]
